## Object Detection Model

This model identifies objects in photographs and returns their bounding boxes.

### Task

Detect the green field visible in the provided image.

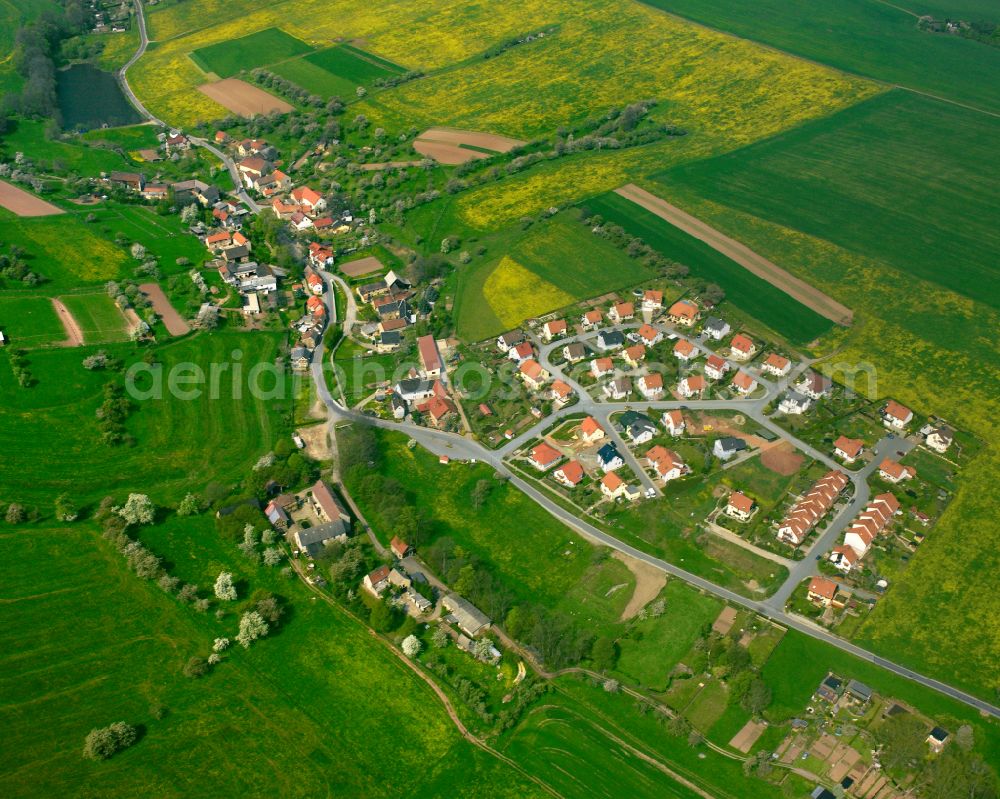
[270,57,358,99]
[0,120,128,175]
[0,333,286,508]
[189,28,312,77]
[0,294,65,347]
[657,90,1000,312]
[614,580,722,690]
[581,192,832,344]
[305,44,403,83]
[454,213,655,341]
[82,124,163,152]
[645,0,1000,114]
[59,293,128,344]
[0,522,548,799]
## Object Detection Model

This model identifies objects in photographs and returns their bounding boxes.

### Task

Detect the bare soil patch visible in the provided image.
[139,283,190,336]
[711,606,738,635]
[760,440,805,475]
[413,127,527,164]
[729,719,767,753]
[296,423,332,461]
[339,255,384,277]
[614,184,853,325]
[0,180,64,217]
[612,550,667,621]
[51,299,84,347]
[198,78,294,117]
[358,161,422,171]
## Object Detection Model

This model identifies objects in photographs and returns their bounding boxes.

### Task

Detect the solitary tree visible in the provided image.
[401,635,422,658]
[263,547,283,567]
[176,493,202,517]
[431,625,450,649]
[473,638,494,661]
[236,611,269,648]
[5,503,26,524]
[117,494,155,526]
[129,242,146,260]
[214,571,237,601]
[82,722,137,761]
[55,494,79,522]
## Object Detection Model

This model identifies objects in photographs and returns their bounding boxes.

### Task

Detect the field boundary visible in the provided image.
[614,183,853,326]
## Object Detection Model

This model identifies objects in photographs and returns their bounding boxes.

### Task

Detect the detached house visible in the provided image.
[647,446,685,482]
[591,358,615,379]
[662,410,685,436]
[581,309,603,329]
[797,372,832,400]
[550,380,573,405]
[597,443,625,472]
[553,460,585,488]
[833,436,865,464]
[542,319,567,341]
[881,400,913,431]
[508,341,534,363]
[713,437,747,461]
[729,334,756,360]
[603,377,632,400]
[608,301,635,323]
[678,374,706,398]
[290,186,327,215]
[807,576,839,607]
[829,545,860,573]
[580,416,606,444]
[638,373,665,399]
[731,371,758,395]
[702,317,730,341]
[600,471,628,500]
[762,353,791,377]
[597,330,625,351]
[726,491,756,521]
[878,458,916,484]
[621,411,656,443]
[519,359,550,390]
[637,323,662,346]
[778,390,812,415]
[497,330,525,353]
[529,442,562,471]
[563,342,588,363]
[642,289,663,311]
[673,338,697,362]
[704,354,730,381]
[925,426,953,454]
[667,299,698,326]
[417,335,443,380]
[622,344,646,367]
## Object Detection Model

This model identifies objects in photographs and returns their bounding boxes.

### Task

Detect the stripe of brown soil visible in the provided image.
[615,183,853,326]
[51,298,85,346]
[139,283,190,336]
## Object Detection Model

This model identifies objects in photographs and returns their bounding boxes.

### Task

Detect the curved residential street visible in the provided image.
[115,7,1000,720]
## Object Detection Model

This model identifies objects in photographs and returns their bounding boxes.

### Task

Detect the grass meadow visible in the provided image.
[453,213,654,341]
[270,58,358,99]
[189,27,312,77]
[0,522,548,799]
[0,294,64,346]
[58,292,129,344]
[305,44,403,83]
[0,333,286,509]
[582,191,832,345]
[642,0,1000,114]
[0,120,127,175]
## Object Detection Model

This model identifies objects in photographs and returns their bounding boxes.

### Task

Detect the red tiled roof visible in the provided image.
[668,299,698,319]
[555,460,585,485]
[728,491,755,514]
[731,333,754,353]
[808,576,838,600]
[834,436,864,458]
[531,442,561,467]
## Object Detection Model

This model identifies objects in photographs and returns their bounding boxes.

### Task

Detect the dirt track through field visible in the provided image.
[613,550,667,620]
[198,78,294,117]
[51,299,84,347]
[614,184,853,326]
[139,283,190,336]
[0,180,64,217]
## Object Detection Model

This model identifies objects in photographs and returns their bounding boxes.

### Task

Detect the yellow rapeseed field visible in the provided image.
[483,257,575,328]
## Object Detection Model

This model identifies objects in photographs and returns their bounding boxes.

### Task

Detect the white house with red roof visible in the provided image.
[662,410,685,436]
[637,323,662,346]
[519,359,550,390]
[881,400,914,431]
[678,375,706,398]
[762,353,791,377]
[638,373,664,399]
[726,491,756,521]
[581,309,603,329]
[731,371,758,395]
[646,446,685,482]
[507,341,534,363]
[550,380,573,405]
[704,354,730,381]
[622,344,646,367]
[553,460,585,488]
[729,334,756,360]
[591,357,614,379]
[529,442,562,471]
[608,301,634,323]
[807,576,839,607]
[667,299,698,326]
[290,186,327,215]
[417,335,443,380]
[542,319,567,341]
[642,289,663,311]
[580,416,606,444]
[833,436,865,464]
[673,339,697,362]
[878,459,916,484]
[829,545,859,573]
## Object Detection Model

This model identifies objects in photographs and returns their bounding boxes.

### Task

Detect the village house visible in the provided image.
[597,330,625,351]
[647,446,685,481]
[678,374,706,398]
[668,299,698,327]
[394,378,436,402]
[642,289,663,311]
[580,416,606,444]
[797,371,832,400]
[290,186,327,215]
[140,183,169,201]
[778,390,812,415]
[673,338,697,361]
[363,565,392,596]
[704,354,730,381]
[305,269,325,295]
[529,442,562,471]
[702,316,730,341]
[662,410,685,436]
[762,352,791,377]
[519,359,550,390]
[238,156,271,187]
[591,357,615,379]
[542,319,567,341]
[878,458,916,484]
[237,138,268,157]
[550,380,573,405]
[415,394,457,428]
[391,393,408,419]
[924,425,953,454]
[581,309,603,329]
[563,342,588,363]
[377,331,402,352]
[833,436,865,464]
[927,727,949,754]
[777,470,848,546]
[553,460,585,488]
[289,346,311,372]
[713,437,747,461]
[214,130,229,145]
[622,344,646,367]
[508,341,534,363]
[731,371,758,395]
[442,594,491,637]
[726,491,756,521]
[390,536,411,559]
[816,674,843,703]
[807,576,839,607]
[417,335,444,380]
[881,400,914,431]
[638,373,665,399]
[597,443,625,472]
[496,330,526,353]
[603,377,632,400]
[637,323,662,346]
[729,333,756,360]
[108,171,145,191]
[608,301,635,323]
